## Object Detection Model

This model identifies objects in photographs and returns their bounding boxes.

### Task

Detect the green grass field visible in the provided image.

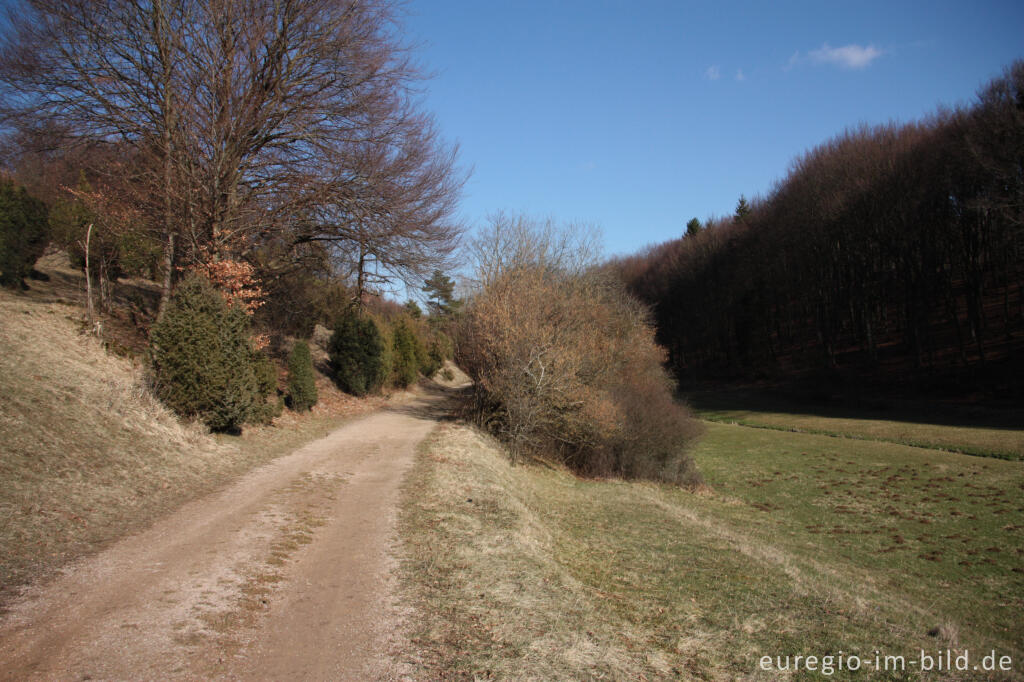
[397,403,1024,680]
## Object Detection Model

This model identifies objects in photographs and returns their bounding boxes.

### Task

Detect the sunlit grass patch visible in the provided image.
[680,423,1024,658]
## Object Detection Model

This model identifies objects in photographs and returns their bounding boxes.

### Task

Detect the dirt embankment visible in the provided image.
[0,279,382,604]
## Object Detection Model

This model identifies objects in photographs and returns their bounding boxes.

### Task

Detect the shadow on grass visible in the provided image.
[19,255,161,313]
[684,385,1024,432]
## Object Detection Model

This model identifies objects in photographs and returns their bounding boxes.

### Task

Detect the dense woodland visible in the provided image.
[614,62,1024,398]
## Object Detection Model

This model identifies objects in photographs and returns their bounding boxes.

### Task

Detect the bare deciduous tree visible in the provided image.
[0,0,464,314]
[0,0,193,315]
[297,111,465,306]
[458,263,702,485]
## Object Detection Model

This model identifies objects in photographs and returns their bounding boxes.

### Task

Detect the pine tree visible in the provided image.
[733,195,752,224]
[685,217,702,238]
[421,269,461,317]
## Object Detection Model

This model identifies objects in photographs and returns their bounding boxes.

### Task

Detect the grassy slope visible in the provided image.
[397,417,1024,680]
[0,288,382,606]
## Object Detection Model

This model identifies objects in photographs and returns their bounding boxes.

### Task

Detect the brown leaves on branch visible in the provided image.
[60,183,139,232]
[187,249,265,316]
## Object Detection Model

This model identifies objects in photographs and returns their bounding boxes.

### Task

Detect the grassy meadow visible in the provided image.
[396,402,1024,680]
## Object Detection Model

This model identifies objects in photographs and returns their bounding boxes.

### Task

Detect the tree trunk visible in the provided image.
[355,242,367,311]
[83,223,95,327]
[156,230,175,322]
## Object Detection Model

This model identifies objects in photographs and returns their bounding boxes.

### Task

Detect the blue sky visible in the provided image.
[403,0,1024,258]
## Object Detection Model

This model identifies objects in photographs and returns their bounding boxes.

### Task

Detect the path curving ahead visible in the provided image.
[0,386,457,681]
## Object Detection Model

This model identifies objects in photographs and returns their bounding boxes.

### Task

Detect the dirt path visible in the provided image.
[0,386,456,681]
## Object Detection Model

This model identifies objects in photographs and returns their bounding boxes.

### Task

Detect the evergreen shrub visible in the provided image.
[328,308,386,396]
[149,274,258,432]
[0,179,49,288]
[391,318,421,388]
[287,340,318,412]
[250,350,283,424]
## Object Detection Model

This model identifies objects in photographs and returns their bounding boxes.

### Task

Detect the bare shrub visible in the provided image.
[465,211,603,290]
[458,265,702,486]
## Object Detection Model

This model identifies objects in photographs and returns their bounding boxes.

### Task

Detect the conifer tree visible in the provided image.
[329,309,386,396]
[287,340,318,412]
[149,274,258,432]
[390,318,420,387]
[250,351,283,423]
[421,269,461,317]
[685,217,702,238]
[0,179,49,288]
[733,195,752,224]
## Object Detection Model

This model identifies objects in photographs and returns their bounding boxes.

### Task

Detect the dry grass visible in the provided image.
[397,418,1024,680]
[398,424,644,679]
[0,284,382,608]
[431,360,471,389]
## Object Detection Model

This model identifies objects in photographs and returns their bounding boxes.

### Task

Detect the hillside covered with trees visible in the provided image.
[0,0,466,433]
[0,0,464,319]
[614,62,1024,398]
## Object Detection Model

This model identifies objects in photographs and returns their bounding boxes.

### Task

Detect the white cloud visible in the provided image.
[807,43,883,69]
[704,65,721,81]
[735,69,746,82]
